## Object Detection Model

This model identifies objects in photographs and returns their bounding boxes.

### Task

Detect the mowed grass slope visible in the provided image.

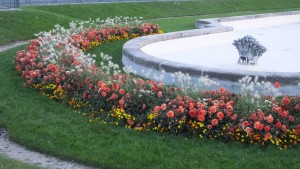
[1,0,300,45]
[1,0,300,168]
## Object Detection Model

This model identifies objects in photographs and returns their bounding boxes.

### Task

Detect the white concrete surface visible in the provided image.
[141,14,300,73]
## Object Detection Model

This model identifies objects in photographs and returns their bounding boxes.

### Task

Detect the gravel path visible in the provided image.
[0,42,98,169]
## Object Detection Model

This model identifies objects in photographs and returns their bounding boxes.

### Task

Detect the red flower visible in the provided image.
[119,89,125,95]
[113,83,119,91]
[217,111,224,120]
[276,121,282,128]
[161,103,167,111]
[281,110,288,118]
[282,96,291,105]
[265,125,270,132]
[209,106,217,113]
[207,124,212,129]
[82,93,87,99]
[197,114,205,122]
[167,111,174,118]
[55,77,60,83]
[274,82,280,88]
[211,119,218,126]
[289,115,294,122]
[189,109,197,118]
[243,121,249,127]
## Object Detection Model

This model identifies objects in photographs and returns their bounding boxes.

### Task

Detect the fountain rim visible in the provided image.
[122,11,300,85]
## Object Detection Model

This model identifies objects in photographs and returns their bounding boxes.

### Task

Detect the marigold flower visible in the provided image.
[211,119,218,126]
[289,115,295,122]
[167,111,174,118]
[217,111,224,120]
[266,114,274,123]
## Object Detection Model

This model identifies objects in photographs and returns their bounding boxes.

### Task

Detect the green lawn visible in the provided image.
[0,155,42,169]
[1,0,300,168]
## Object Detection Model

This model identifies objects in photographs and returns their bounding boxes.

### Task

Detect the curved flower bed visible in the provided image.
[15,17,300,150]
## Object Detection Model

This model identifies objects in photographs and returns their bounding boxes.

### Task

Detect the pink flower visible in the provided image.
[55,77,60,83]
[265,125,270,132]
[207,124,212,129]
[209,106,217,113]
[281,110,288,118]
[276,121,282,128]
[282,125,287,132]
[217,111,224,120]
[243,121,249,127]
[289,115,294,122]
[266,114,274,123]
[211,119,218,126]
[161,103,167,111]
[157,91,162,98]
[167,111,174,118]
[154,106,161,113]
[231,114,237,121]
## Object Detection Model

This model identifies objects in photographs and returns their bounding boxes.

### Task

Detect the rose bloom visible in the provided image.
[55,77,60,83]
[207,124,212,129]
[281,110,288,118]
[289,115,295,122]
[197,114,205,122]
[157,91,162,97]
[276,107,282,113]
[161,103,167,110]
[266,114,274,123]
[167,110,175,118]
[265,125,271,132]
[209,106,217,113]
[217,111,224,120]
[211,119,218,126]
[102,92,107,97]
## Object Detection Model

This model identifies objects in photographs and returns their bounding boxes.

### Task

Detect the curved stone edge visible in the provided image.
[122,11,300,93]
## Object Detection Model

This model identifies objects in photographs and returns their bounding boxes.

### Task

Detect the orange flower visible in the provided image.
[167,111,174,118]
[266,114,274,123]
[211,119,218,126]
[217,111,224,120]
